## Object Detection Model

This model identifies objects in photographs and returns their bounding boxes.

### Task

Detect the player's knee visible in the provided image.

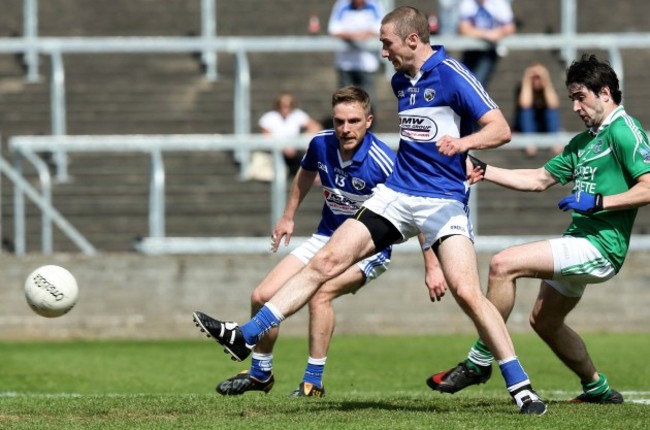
[529,311,560,336]
[308,289,333,312]
[309,248,347,279]
[452,285,483,314]
[250,288,270,307]
[489,251,514,280]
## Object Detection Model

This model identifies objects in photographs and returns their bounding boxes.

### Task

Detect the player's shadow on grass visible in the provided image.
[281,397,521,414]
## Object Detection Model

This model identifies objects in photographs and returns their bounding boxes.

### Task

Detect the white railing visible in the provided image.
[9,132,650,255]
[1,31,648,181]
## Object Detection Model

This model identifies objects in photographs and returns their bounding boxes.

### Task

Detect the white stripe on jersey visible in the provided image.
[315,130,335,138]
[620,114,649,162]
[368,141,394,177]
[442,58,498,110]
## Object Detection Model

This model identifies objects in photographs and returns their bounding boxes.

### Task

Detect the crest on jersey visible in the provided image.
[352,177,366,190]
[424,88,435,102]
[593,140,604,154]
[640,147,650,163]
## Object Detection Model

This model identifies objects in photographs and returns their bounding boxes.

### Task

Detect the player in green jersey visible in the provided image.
[427,54,650,403]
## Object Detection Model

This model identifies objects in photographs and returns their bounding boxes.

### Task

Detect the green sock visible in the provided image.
[582,373,611,399]
[466,339,494,373]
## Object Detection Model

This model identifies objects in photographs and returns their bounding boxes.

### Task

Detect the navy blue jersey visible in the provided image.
[301,129,396,237]
[385,45,499,204]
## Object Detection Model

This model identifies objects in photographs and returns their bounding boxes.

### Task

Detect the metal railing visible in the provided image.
[1,31,648,182]
[8,132,650,255]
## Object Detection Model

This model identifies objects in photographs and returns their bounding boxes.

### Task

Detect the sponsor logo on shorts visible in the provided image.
[450,225,467,233]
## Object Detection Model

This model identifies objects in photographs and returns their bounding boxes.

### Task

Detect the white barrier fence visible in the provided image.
[7,132,650,255]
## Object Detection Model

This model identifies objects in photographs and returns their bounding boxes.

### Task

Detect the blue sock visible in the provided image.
[249,352,273,381]
[498,357,530,392]
[240,303,284,345]
[303,356,327,388]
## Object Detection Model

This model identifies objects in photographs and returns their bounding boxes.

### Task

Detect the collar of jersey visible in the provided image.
[589,105,626,136]
[421,45,447,73]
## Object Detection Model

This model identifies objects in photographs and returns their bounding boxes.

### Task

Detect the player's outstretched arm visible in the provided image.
[467,155,558,192]
[270,167,318,252]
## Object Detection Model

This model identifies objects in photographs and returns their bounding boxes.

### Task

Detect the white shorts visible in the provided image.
[361,184,474,249]
[291,234,390,285]
[546,236,616,297]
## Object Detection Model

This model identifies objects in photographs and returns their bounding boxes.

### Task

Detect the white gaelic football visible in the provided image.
[24,265,79,318]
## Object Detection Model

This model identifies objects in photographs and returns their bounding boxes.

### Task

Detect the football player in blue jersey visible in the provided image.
[208,86,446,397]
[192,7,546,414]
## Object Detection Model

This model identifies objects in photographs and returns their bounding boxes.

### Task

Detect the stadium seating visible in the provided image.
[1,0,649,252]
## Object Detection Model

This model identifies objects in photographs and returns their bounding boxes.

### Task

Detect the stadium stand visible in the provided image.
[1,0,650,252]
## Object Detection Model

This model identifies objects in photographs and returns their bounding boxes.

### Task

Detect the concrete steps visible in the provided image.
[1,0,650,253]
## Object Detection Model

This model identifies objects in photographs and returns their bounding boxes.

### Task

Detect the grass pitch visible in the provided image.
[0,333,648,429]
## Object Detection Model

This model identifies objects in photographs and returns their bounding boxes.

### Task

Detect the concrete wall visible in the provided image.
[1,250,649,340]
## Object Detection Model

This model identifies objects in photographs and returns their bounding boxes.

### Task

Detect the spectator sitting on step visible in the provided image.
[513,62,563,157]
[247,92,323,182]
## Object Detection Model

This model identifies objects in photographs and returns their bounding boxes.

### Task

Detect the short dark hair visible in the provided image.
[565,54,622,104]
[381,6,429,44]
[332,86,371,116]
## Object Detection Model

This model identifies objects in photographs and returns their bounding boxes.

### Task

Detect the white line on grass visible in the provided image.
[2,390,649,405]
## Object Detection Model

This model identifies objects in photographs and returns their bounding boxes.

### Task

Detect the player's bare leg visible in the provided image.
[530,282,623,403]
[486,241,555,320]
[436,235,514,360]
[268,219,376,319]
[215,254,305,395]
[530,282,593,378]
[431,235,546,414]
[291,266,366,397]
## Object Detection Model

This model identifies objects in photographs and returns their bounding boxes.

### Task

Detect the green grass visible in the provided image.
[0,333,648,429]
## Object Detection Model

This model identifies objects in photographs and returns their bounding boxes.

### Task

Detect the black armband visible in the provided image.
[468,154,487,174]
[592,193,604,213]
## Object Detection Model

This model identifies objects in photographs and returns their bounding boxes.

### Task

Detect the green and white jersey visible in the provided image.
[544,106,650,271]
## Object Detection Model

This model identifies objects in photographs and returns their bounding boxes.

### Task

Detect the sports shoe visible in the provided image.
[192,311,253,361]
[426,361,492,394]
[512,387,548,415]
[216,371,274,395]
[289,382,326,398]
[570,389,624,404]
[519,397,548,415]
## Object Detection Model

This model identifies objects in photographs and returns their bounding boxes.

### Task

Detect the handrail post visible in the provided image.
[270,146,287,230]
[12,153,26,255]
[20,149,54,253]
[50,51,70,182]
[200,0,217,81]
[149,149,166,238]
[233,50,251,179]
[608,47,624,93]
[469,184,478,236]
[561,0,577,64]
[24,0,40,82]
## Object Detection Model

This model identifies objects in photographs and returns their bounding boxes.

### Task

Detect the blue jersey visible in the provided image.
[385,45,499,204]
[301,129,396,237]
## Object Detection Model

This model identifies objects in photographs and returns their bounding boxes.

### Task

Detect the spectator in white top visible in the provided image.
[328,0,384,105]
[247,92,322,182]
[458,0,516,89]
